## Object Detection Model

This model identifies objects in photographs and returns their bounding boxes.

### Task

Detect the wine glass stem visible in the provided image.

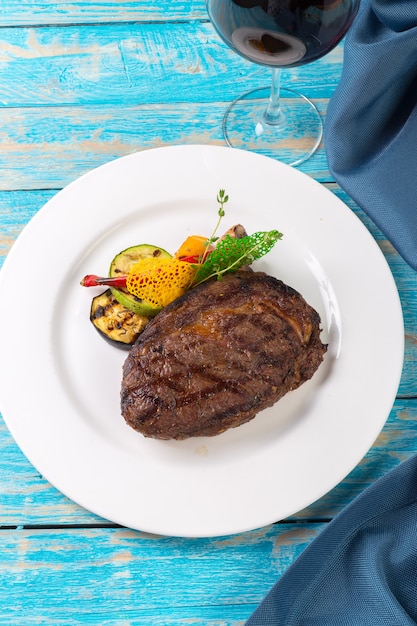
[262,68,285,127]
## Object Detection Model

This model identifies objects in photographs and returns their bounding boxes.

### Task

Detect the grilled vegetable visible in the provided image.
[109,244,171,316]
[80,189,284,351]
[174,235,209,263]
[90,289,149,349]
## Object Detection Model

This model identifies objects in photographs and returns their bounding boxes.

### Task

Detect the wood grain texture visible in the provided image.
[0,523,319,624]
[0,22,343,107]
[0,0,208,27]
[0,2,416,622]
[0,102,330,192]
[0,21,342,192]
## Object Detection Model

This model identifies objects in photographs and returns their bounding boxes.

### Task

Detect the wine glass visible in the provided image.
[206,0,360,166]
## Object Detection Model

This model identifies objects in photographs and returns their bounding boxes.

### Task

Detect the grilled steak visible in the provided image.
[121,270,327,439]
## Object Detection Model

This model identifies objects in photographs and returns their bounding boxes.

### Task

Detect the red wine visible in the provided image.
[207,0,358,68]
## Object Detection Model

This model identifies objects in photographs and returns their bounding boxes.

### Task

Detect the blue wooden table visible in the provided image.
[0,2,416,624]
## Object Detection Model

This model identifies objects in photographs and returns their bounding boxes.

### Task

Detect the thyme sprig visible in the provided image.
[200,189,228,263]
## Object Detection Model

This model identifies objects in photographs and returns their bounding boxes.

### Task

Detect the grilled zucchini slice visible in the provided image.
[109,244,171,316]
[90,289,149,349]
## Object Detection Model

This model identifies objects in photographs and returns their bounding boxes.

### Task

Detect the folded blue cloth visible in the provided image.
[246,453,417,625]
[324,0,417,271]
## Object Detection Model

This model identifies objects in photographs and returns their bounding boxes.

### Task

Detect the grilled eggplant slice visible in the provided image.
[90,289,149,349]
[109,244,171,316]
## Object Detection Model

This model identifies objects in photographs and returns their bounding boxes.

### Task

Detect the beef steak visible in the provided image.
[121,270,327,439]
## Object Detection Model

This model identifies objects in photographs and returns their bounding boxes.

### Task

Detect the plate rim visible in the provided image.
[0,145,404,537]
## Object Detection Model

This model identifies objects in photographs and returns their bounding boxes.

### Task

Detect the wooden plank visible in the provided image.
[0,523,320,624]
[0,22,343,107]
[0,101,330,192]
[0,23,343,191]
[1,399,416,527]
[0,0,208,26]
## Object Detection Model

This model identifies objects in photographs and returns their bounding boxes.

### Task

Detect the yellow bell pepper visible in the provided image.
[174,235,209,262]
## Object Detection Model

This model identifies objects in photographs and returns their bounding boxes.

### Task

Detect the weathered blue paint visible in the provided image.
[0,2,415,624]
[0,1,208,27]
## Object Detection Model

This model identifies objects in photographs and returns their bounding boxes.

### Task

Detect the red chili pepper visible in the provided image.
[80,274,127,288]
[178,255,201,264]
[178,250,212,264]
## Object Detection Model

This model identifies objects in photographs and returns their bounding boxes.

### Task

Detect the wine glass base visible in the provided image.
[222,86,323,167]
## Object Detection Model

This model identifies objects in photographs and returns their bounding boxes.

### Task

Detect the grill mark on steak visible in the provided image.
[121,270,327,439]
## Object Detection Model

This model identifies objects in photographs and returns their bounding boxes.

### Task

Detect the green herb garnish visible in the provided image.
[200,189,229,263]
[192,229,283,287]
[191,189,283,287]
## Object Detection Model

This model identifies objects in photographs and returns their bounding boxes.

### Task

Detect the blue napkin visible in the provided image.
[324,0,417,271]
[246,453,417,625]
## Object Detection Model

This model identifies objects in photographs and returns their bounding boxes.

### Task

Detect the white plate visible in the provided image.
[0,145,404,538]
